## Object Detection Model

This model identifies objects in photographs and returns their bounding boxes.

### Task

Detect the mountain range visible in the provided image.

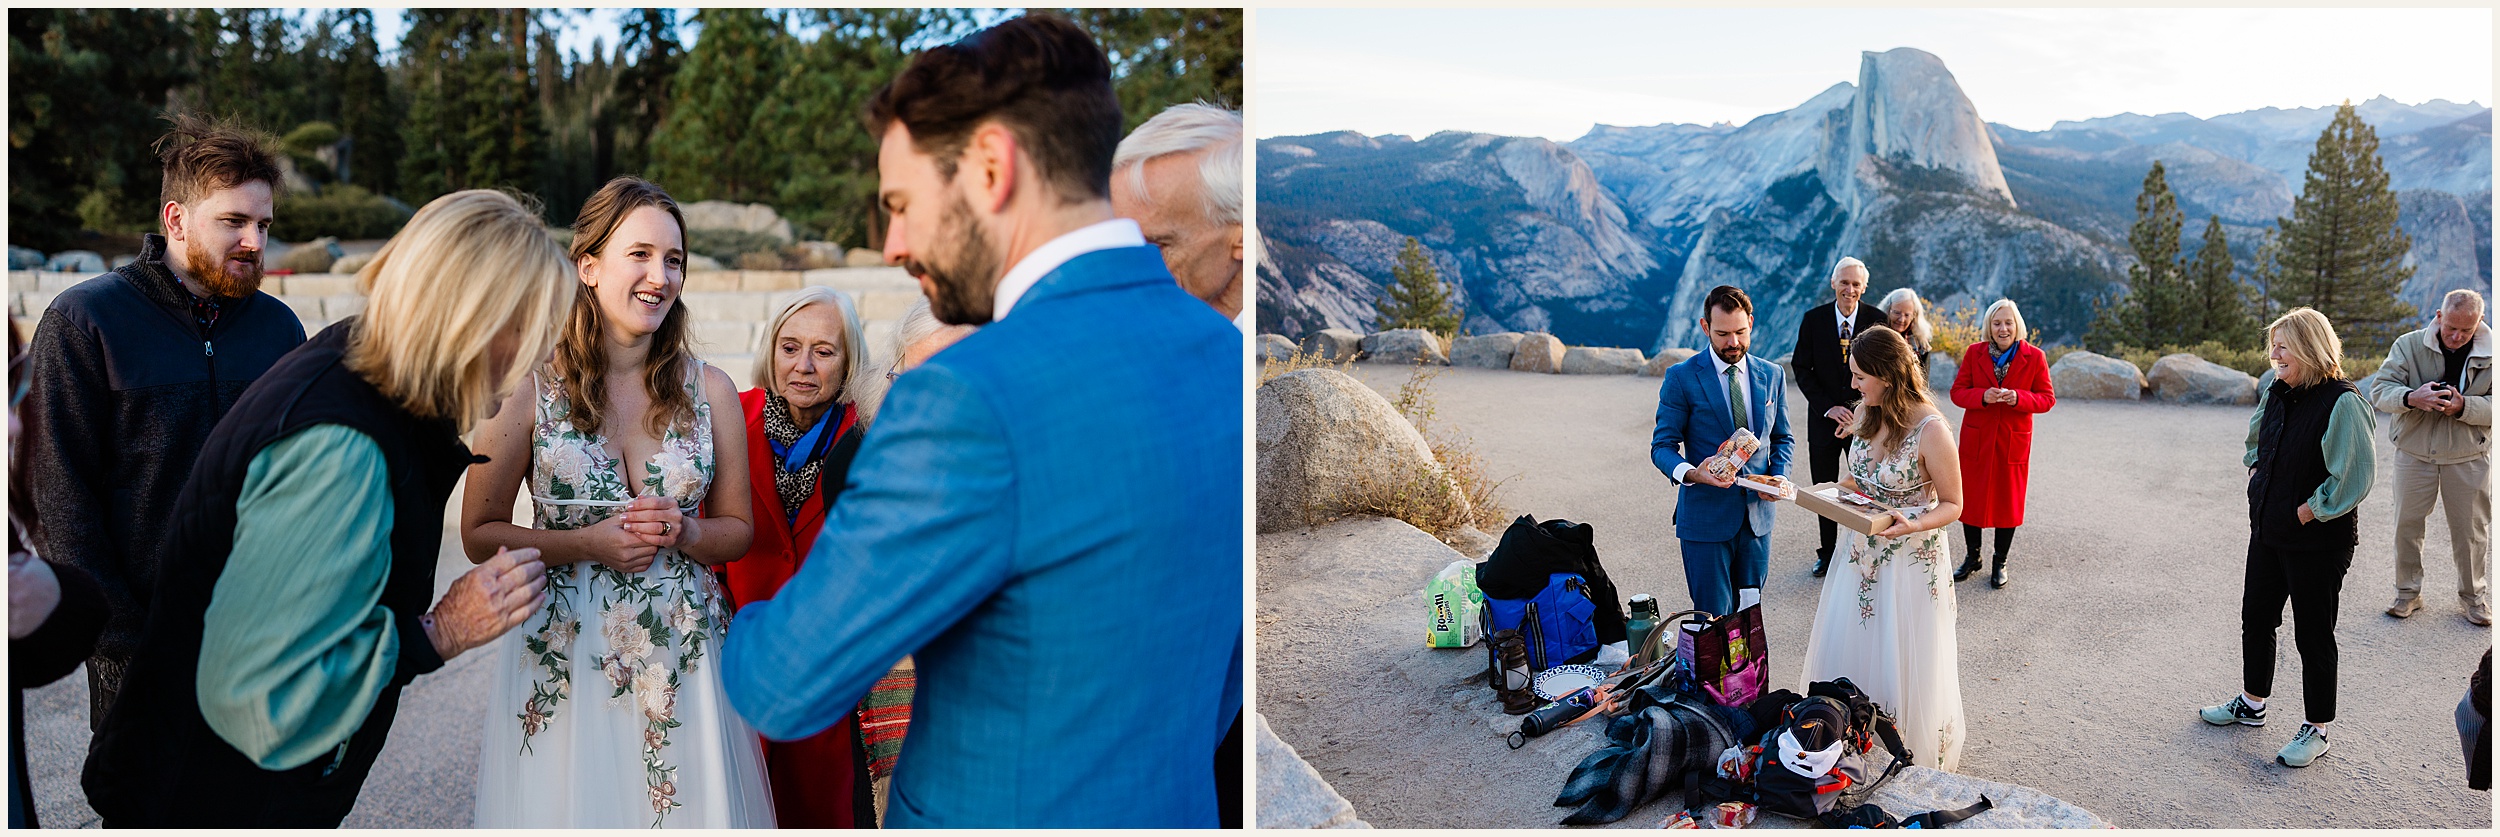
[1257,48,2492,358]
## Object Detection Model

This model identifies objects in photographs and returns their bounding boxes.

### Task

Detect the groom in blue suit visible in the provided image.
[1652,285,1794,616]
[719,16,1241,828]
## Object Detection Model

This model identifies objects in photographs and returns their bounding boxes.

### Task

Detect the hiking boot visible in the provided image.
[2277,723,2331,767]
[2387,595,2423,618]
[2467,597,2492,627]
[2199,694,2266,727]
[1952,553,1982,583]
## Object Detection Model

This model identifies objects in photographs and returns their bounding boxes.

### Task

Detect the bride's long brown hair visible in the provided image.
[1848,325,1934,451]
[555,177,697,439]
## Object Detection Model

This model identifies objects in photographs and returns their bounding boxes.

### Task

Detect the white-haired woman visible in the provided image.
[81,189,566,826]
[1880,287,1935,379]
[1945,299,2055,587]
[718,285,878,827]
[2200,307,2376,769]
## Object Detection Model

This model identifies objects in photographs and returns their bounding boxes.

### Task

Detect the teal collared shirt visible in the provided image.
[196,424,400,771]
[2244,387,2377,521]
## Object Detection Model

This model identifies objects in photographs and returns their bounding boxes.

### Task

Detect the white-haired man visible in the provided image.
[1789,257,1885,577]
[2371,289,2493,625]
[1110,102,1244,329]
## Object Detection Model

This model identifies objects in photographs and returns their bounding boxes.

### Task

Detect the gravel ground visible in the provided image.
[1254,363,2491,829]
[21,483,495,828]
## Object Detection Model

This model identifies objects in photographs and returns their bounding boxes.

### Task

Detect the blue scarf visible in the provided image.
[1991,340,2022,382]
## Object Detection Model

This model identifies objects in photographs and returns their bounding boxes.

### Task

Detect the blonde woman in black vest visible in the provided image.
[2202,307,2377,768]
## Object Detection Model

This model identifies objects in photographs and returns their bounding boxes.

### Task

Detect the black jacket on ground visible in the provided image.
[1790,302,1886,412]
[1478,515,1629,644]
[82,322,461,827]
[22,234,304,664]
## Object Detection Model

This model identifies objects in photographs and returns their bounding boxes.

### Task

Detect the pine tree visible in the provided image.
[399,9,546,202]
[8,9,195,248]
[646,9,790,205]
[1373,237,1461,334]
[2089,161,2193,349]
[333,10,402,196]
[2186,216,2257,347]
[2260,102,2417,353]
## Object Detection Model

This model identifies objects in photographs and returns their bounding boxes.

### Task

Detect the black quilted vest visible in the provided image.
[2247,377,2360,550]
[81,320,469,826]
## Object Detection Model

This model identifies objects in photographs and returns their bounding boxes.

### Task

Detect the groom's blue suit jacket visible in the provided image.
[1650,351,1795,542]
[721,246,1244,827]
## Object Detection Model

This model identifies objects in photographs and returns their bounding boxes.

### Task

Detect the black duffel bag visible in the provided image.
[1476,515,1627,645]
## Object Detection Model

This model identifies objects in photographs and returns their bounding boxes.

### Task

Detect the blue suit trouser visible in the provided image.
[1680,515,1769,617]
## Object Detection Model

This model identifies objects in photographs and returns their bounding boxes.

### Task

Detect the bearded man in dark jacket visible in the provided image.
[21,114,305,725]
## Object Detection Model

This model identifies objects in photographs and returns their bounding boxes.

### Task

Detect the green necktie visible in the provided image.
[1726,364,1748,432]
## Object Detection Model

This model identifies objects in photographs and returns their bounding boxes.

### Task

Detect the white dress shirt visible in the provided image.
[1671,351,1752,484]
[991,218,1147,322]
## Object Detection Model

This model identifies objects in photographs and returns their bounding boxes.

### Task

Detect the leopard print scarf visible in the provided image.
[761,393,842,522]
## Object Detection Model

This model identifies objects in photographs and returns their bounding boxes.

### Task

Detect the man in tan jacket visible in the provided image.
[2371,289,2493,625]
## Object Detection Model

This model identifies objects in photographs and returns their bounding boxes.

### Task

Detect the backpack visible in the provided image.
[1736,678,1913,820]
[1480,572,1599,671]
[1476,515,1628,645]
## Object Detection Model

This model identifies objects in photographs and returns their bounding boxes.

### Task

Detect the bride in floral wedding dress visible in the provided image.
[460,178,773,827]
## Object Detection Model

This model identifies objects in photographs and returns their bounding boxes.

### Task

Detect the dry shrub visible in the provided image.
[1931,297,2044,355]
[1258,343,1349,386]
[1323,360,1512,544]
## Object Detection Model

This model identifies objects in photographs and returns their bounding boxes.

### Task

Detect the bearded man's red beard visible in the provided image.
[181,241,264,298]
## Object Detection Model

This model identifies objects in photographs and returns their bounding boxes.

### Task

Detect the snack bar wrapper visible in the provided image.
[1704,802,1756,829]
[1659,810,1702,829]
[1699,427,1763,482]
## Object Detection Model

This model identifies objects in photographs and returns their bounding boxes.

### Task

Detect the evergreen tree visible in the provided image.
[399,9,545,202]
[2186,216,2257,347]
[608,8,683,179]
[646,9,789,205]
[333,9,402,196]
[2089,161,2192,349]
[1064,9,1243,131]
[8,9,195,247]
[1373,237,1461,334]
[766,9,973,246]
[2259,102,2417,353]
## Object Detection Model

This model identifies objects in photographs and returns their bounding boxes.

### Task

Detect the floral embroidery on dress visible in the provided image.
[515,363,721,827]
[1847,415,1947,624]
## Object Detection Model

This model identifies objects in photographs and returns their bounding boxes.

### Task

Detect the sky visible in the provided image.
[1258,8,2494,141]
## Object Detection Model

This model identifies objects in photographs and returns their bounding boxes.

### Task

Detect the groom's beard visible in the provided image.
[906,195,1002,327]
[1715,342,1747,364]
[181,241,265,298]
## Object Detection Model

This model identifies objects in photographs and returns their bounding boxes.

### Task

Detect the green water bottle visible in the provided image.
[1626,594,1660,667]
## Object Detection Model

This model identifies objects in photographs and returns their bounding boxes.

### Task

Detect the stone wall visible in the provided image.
[8,267,925,392]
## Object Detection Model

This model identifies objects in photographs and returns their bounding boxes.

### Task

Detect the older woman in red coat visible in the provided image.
[723,287,875,827]
[1948,299,2055,589]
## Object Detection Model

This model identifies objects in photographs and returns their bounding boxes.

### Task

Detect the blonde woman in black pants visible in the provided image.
[2201,307,2376,768]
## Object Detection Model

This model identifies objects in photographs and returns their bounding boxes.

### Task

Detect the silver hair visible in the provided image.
[1831,257,1869,284]
[1983,298,2027,348]
[2443,288,2486,316]
[1112,103,1242,225]
[753,286,873,421]
[1878,287,1933,347]
[891,295,946,366]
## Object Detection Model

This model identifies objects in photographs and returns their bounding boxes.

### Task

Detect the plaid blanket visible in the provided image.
[860,657,915,778]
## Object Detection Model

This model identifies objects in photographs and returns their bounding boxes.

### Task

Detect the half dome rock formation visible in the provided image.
[1825,47,2015,213]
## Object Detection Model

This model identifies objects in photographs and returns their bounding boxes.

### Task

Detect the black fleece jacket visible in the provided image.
[22,233,304,661]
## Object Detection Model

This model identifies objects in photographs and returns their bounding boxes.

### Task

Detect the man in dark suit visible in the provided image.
[1789,257,1885,577]
[1652,285,1794,616]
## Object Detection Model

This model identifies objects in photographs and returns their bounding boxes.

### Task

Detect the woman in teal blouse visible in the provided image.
[2201,307,2377,770]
